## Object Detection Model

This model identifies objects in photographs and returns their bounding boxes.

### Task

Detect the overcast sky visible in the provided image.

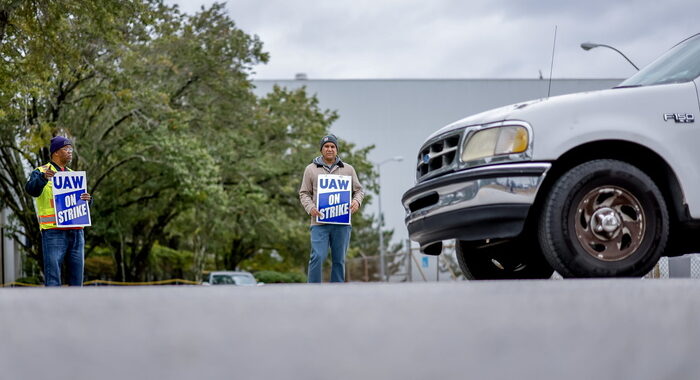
[167,0,699,80]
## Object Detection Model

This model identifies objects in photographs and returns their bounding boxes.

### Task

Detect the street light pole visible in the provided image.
[377,156,403,282]
[580,42,639,71]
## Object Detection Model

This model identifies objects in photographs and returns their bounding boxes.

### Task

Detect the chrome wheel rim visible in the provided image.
[574,186,645,261]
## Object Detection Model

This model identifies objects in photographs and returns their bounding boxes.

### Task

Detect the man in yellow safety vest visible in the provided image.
[25,136,92,286]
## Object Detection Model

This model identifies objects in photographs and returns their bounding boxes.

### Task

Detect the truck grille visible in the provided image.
[416,133,461,181]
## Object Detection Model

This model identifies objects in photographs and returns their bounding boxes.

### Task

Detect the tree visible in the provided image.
[0,0,269,280]
[75,2,270,280]
[0,0,384,282]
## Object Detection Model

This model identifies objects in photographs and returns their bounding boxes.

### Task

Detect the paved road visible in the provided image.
[1,280,699,380]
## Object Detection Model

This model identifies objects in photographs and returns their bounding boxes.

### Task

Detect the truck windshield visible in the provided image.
[233,275,256,285]
[618,34,700,87]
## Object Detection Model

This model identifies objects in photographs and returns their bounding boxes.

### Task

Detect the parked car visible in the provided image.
[202,271,259,286]
[402,33,700,279]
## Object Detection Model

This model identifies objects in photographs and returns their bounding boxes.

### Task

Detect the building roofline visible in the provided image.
[252,77,624,82]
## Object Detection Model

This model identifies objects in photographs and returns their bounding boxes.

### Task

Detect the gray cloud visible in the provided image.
[167,0,700,79]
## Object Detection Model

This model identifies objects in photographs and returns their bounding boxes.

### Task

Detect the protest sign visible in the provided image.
[52,171,91,227]
[316,174,352,225]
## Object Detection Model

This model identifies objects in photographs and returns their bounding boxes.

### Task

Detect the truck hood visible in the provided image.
[426,80,699,166]
[426,87,624,140]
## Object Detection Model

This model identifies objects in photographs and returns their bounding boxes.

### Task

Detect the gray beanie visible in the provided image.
[319,134,338,151]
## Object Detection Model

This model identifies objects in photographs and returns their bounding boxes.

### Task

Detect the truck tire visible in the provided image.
[456,239,554,280]
[538,159,668,278]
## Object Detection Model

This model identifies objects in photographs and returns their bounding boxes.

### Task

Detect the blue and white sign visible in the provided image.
[52,171,91,227]
[316,174,352,225]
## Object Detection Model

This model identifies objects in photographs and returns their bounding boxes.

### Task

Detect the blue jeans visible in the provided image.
[41,229,84,286]
[308,224,352,283]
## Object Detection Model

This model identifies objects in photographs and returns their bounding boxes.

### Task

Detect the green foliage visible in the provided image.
[84,256,115,281]
[254,270,306,284]
[13,276,42,285]
[0,0,386,282]
[148,244,196,281]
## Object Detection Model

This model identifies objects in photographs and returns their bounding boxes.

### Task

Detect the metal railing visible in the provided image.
[340,241,700,282]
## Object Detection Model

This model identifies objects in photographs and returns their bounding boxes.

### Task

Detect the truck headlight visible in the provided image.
[461,125,529,162]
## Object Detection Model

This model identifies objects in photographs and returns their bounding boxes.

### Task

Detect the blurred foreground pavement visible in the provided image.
[1,280,699,380]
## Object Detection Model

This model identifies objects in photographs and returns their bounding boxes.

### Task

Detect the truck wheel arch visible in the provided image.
[529,140,686,227]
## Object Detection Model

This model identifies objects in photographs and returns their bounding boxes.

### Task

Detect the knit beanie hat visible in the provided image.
[50,136,72,155]
[319,134,338,151]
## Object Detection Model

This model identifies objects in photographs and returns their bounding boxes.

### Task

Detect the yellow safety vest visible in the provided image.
[35,163,79,230]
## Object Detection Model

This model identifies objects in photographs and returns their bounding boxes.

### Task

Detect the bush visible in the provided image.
[85,256,115,280]
[254,270,306,284]
[14,276,42,285]
[150,244,196,281]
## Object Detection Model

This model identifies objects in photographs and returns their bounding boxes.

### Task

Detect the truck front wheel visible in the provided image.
[539,159,669,278]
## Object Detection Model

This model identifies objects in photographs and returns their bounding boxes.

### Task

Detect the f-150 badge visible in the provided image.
[663,113,695,123]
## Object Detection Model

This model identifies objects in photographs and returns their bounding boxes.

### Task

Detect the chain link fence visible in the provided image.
[644,254,700,279]
[316,241,464,282]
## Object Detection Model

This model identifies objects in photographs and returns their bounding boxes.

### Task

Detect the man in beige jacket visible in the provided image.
[299,134,364,282]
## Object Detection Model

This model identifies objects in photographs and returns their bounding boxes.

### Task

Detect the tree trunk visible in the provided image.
[227,238,255,270]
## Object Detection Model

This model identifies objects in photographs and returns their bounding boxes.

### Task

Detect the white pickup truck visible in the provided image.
[402,34,700,279]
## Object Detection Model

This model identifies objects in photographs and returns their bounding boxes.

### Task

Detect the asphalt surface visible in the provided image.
[1,279,699,380]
